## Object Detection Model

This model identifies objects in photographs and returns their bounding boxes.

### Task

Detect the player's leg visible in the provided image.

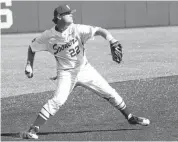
[77,63,150,126]
[77,63,130,118]
[21,70,78,139]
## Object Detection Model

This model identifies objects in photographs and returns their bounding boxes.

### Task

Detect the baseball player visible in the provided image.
[21,4,150,139]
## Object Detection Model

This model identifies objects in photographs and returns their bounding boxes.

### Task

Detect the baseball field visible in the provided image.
[1,26,178,141]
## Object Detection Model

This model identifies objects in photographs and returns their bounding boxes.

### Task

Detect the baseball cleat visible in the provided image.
[20,126,39,139]
[21,131,38,139]
[128,115,150,126]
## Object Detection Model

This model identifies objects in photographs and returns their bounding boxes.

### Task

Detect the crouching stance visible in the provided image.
[21,4,150,140]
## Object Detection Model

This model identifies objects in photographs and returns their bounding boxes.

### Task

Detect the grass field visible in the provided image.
[1,26,178,141]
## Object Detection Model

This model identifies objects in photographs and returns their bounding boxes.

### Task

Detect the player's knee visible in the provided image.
[54,90,70,105]
[44,99,60,116]
[42,97,68,116]
[52,96,67,108]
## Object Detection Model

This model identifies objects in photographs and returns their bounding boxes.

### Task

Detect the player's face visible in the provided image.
[61,12,74,24]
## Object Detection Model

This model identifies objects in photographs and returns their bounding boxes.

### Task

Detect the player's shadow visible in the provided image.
[1,128,141,138]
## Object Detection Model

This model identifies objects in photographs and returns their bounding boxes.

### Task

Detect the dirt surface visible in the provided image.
[1,75,178,141]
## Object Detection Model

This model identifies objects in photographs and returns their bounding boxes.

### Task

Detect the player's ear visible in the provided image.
[57,16,62,20]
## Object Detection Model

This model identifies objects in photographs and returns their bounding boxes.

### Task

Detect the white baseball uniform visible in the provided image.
[30,24,125,120]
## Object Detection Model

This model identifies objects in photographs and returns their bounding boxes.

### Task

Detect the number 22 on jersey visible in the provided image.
[69,46,80,57]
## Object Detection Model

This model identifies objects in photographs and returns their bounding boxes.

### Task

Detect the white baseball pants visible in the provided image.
[40,63,125,119]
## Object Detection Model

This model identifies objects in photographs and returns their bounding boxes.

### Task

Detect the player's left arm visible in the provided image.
[94,27,117,44]
[95,28,123,64]
[77,25,123,64]
[76,25,117,44]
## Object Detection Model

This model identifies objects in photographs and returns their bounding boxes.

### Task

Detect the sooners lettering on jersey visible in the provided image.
[52,38,79,58]
[30,24,99,69]
[52,38,77,55]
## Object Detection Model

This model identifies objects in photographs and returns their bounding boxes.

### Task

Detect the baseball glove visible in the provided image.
[110,41,123,64]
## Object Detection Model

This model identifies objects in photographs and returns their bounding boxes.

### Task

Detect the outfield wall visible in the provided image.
[1,1,178,34]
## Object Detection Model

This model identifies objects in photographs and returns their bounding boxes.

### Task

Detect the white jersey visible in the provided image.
[30,24,99,70]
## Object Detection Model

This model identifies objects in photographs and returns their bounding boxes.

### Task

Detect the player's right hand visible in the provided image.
[25,64,33,78]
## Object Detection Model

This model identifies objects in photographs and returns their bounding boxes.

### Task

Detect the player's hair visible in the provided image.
[52,18,58,24]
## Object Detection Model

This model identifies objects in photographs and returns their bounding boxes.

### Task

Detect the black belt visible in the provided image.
[63,62,88,71]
